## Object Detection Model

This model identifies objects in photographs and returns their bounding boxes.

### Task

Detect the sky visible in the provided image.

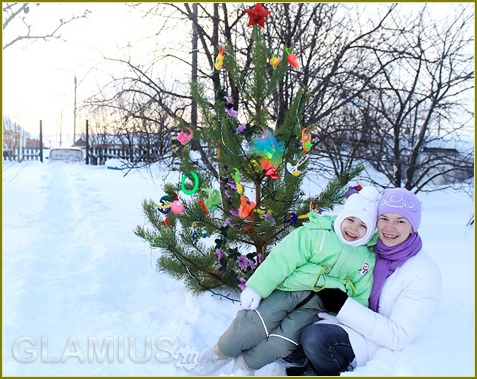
[2,3,182,146]
[2,159,474,376]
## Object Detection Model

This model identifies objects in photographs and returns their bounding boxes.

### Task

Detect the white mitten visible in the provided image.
[316,312,339,324]
[240,286,262,310]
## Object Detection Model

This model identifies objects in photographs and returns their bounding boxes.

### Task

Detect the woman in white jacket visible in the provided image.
[284,188,442,375]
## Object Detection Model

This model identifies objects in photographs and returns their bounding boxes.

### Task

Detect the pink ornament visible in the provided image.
[177,128,193,145]
[170,199,185,214]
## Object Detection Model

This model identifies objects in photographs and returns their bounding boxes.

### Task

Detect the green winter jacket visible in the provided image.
[245,213,377,307]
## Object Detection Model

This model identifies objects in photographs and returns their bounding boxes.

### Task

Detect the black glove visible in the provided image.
[318,288,348,313]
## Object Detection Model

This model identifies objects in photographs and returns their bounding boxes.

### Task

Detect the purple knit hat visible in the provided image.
[378,188,422,232]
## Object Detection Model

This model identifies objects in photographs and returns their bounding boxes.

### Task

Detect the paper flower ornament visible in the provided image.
[245,3,271,28]
[215,46,225,70]
[285,48,299,68]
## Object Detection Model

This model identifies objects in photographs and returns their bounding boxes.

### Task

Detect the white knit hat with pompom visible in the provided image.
[333,186,380,246]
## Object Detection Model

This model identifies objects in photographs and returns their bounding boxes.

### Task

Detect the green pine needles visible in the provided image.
[134,24,362,300]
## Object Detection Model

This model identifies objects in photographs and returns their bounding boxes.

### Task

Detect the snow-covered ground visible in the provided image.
[2,161,475,376]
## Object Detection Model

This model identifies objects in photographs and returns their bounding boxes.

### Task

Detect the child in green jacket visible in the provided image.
[195,186,380,376]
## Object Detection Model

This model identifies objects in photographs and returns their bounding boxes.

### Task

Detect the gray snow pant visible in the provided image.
[217,289,325,370]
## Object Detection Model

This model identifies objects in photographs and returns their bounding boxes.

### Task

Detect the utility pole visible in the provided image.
[39,120,43,162]
[191,3,198,126]
[73,75,77,146]
[85,119,89,165]
[60,112,63,146]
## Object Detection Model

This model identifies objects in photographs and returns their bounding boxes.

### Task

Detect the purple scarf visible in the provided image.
[369,233,422,312]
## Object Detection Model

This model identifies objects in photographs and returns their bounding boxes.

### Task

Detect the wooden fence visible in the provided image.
[2,146,168,165]
[3,147,43,162]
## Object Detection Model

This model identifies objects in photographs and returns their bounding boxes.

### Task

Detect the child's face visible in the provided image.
[340,216,368,243]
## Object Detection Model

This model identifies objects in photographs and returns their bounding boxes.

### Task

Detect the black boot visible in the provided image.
[286,362,318,376]
[280,346,308,368]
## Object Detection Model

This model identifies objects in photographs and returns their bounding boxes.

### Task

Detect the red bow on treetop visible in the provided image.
[245,3,271,28]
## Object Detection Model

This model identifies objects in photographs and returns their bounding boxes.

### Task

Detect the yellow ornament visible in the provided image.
[269,54,280,70]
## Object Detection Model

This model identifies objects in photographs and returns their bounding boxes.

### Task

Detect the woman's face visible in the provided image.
[377,212,413,247]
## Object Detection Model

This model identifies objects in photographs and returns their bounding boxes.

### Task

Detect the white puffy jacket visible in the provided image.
[318,250,442,367]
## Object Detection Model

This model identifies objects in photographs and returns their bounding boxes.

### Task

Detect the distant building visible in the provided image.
[25,138,40,148]
[74,138,87,147]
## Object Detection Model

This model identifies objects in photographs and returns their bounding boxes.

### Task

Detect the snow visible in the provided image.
[2,161,475,376]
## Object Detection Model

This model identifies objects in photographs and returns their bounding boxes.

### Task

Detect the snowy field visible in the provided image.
[2,160,475,376]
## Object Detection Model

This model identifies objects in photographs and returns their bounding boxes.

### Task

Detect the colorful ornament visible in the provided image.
[236,255,249,269]
[255,205,268,216]
[301,128,312,152]
[197,199,209,215]
[191,222,208,241]
[269,54,280,70]
[170,198,185,215]
[191,222,199,240]
[238,277,247,291]
[224,96,238,118]
[346,184,363,198]
[215,46,225,70]
[285,48,299,68]
[294,199,324,222]
[181,172,200,195]
[286,155,309,177]
[263,213,276,226]
[249,159,262,174]
[261,161,279,179]
[236,124,246,133]
[215,248,223,261]
[231,168,243,195]
[156,195,173,214]
[238,196,256,219]
[202,188,221,212]
[255,206,276,225]
[284,212,298,225]
[250,128,285,180]
[245,3,271,28]
[177,128,194,145]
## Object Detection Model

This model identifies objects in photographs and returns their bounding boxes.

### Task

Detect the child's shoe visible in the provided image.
[193,343,233,376]
[232,354,255,376]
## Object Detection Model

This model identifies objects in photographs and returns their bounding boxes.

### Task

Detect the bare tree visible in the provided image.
[84,3,241,170]
[85,4,394,168]
[83,3,473,193]
[355,3,474,192]
[2,2,90,50]
[251,3,397,179]
[84,58,183,167]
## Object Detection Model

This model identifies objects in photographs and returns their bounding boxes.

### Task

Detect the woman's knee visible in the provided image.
[300,324,355,375]
[300,323,323,352]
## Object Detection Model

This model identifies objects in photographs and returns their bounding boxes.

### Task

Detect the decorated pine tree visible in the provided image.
[134,4,363,299]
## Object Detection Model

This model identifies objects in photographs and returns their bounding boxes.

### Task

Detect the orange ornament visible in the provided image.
[285,48,299,68]
[269,54,280,70]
